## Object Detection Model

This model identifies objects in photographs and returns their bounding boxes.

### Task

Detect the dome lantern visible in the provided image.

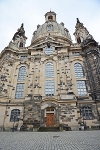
[45,11,56,22]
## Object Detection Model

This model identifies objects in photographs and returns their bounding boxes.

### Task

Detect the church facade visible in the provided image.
[0,11,100,131]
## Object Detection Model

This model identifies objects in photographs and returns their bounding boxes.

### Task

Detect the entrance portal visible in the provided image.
[46,113,54,127]
[46,107,55,127]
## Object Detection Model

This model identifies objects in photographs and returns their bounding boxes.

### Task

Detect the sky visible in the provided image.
[0,0,100,52]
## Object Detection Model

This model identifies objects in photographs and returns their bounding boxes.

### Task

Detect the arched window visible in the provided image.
[77,37,81,44]
[74,63,84,78]
[18,66,26,81]
[19,42,23,47]
[45,62,54,96]
[45,62,54,78]
[47,25,52,31]
[80,107,93,120]
[15,66,26,99]
[10,109,20,122]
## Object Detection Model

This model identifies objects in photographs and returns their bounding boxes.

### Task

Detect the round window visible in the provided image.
[45,47,53,55]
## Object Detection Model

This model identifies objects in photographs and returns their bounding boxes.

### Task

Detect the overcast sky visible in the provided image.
[0,0,100,52]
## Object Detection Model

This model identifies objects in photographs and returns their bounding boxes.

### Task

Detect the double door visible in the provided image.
[46,113,54,127]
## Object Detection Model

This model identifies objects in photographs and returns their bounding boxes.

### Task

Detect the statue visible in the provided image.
[12,23,25,41]
[77,18,80,23]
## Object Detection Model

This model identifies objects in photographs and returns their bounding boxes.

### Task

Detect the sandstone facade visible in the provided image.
[0,11,100,131]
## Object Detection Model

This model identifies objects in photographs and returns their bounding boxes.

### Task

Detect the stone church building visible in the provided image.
[0,11,100,131]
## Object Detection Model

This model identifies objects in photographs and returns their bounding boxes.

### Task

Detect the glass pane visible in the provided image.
[15,83,24,99]
[74,63,84,78]
[45,62,54,78]
[45,47,53,55]
[18,66,26,81]
[20,56,27,60]
[77,81,87,96]
[47,25,52,31]
[45,80,54,96]
[10,109,20,122]
[81,107,93,120]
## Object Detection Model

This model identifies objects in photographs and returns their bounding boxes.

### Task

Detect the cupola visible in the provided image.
[45,11,56,22]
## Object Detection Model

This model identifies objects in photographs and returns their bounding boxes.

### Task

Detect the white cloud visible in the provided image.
[0,0,100,51]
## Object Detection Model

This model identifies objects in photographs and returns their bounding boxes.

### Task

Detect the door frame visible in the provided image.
[46,113,54,127]
[45,107,55,127]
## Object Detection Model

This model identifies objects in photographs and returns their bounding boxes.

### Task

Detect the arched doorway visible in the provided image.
[46,107,55,127]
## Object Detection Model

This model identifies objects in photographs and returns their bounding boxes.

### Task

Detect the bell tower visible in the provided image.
[45,11,56,22]
[74,18,89,44]
[12,23,27,48]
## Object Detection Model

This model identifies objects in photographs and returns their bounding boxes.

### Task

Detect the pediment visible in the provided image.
[28,38,69,50]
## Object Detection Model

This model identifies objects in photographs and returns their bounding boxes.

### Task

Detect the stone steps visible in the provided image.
[38,126,60,132]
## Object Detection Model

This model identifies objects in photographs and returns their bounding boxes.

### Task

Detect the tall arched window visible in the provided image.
[18,66,26,81]
[10,109,20,122]
[45,62,54,78]
[15,66,26,99]
[74,63,87,96]
[45,62,54,96]
[74,63,84,78]
[80,107,93,120]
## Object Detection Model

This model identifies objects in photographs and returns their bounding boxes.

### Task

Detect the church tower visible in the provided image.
[12,23,27,48]
[82,34,100,101]
[74,18,89,44]
[74,19,100,101]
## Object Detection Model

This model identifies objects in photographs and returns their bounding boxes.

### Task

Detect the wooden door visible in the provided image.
[46,113,54,127]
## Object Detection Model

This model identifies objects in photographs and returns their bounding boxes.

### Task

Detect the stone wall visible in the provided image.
[59,103,79,130]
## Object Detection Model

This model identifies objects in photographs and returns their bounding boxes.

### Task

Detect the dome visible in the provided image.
[31,11,72,44]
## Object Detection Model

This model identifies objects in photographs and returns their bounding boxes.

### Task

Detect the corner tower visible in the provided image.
[74,18,100,101]
[74,18,89,44]
[12,23,27,48]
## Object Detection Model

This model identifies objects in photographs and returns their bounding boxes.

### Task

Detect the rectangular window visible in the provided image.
[20,56,28,60]
[47,25,52,31]
[81,107,93,120]
[10,109,20,122]
[77,81,87,96]
[72,52,80,56]
[45,80,54,96]
[15,83,24,99]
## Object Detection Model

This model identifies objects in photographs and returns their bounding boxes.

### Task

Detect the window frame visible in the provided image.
[18,66,26,82]
[20,55,28,60]
[80,107,93,120]
[77,80,87,96]
[15,83,25,99]
[45,62,54,78]
[45,80,54,96]
[45,47,53,55]
[74,63,84,78]
[72,52,80,56]
[10,109,20,122]
[45,62,55,96]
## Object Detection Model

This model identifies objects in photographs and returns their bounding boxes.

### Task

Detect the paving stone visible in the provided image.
[0,131,100,150]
